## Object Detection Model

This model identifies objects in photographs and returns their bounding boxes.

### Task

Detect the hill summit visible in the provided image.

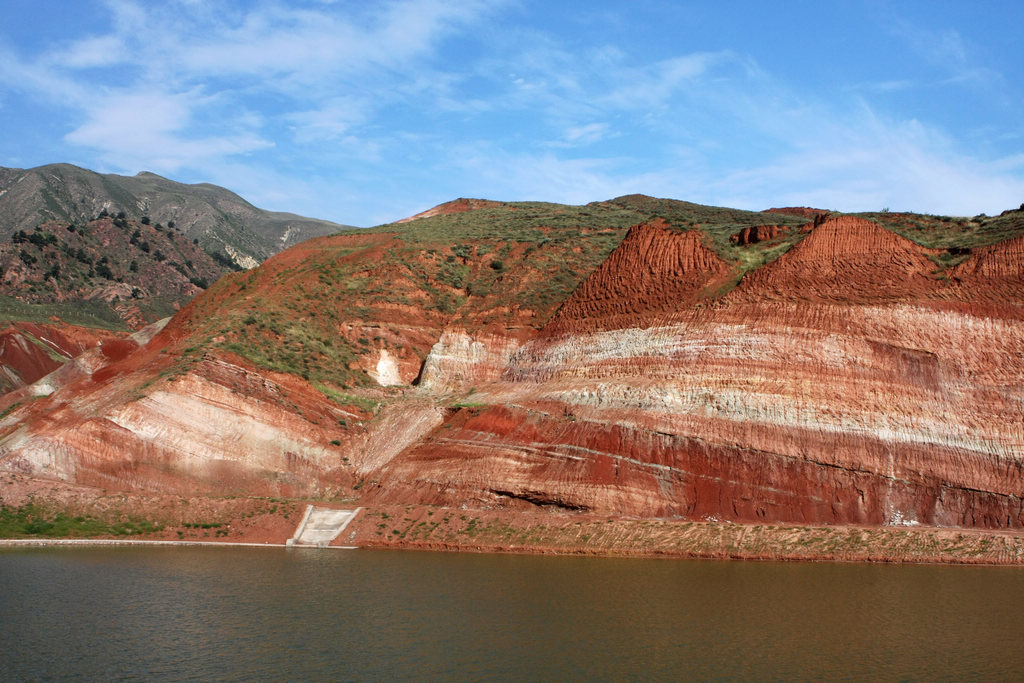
[0,163,352,330]
[0,164,349,268]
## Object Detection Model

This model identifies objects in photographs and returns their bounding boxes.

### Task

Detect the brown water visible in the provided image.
[1,547,1023,680]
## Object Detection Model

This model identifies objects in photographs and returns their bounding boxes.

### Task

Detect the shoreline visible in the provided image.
[340,505,1024,566]
[0,538,357,549]
[354,538,1024,567]
[2,534,1023,567]
[3,479,1023,565]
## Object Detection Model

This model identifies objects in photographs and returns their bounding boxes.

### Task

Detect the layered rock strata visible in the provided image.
[2,215,1023,537]
[0,322,123,393]
[368,218,1024,529]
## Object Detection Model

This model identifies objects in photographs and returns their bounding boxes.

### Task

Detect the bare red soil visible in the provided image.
[544,220,731,334]
[732,215,940,303]
[396,198,502,223]
[0,322,123,392]
[730,224,783,245]
[951,232,1024,302]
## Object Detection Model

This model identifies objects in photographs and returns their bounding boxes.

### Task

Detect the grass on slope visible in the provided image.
[852,209,1024,274]
[220,309,368,386]
[172,197,1024,389]
[855,209,1024,251]
[0,504,162,538]
[175,197,820,386]
[605,194,811,274]
[368,200,642,243]
[377,194,814,277]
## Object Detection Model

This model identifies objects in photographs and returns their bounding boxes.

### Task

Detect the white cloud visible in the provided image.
[848,79,917,94]
[0,1,501,200]
[105,0,149,34]
[65,91,271,173]
[990,153,1024,173]
[887,19,1001,90]
[563,122,609,145]
[705,111,1024,216]
[598,52,733,109]
[287,97,369,143]
[152,0,492,89]
[0,1,1021,225]
[54,36,126,69]
[199,161,351,217]
[442,42,1024,219]
[0,47,91,107]
[449,146,636,205]
[896,23,968,69]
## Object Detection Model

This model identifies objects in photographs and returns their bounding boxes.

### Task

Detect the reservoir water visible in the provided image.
[2,546,1023,680]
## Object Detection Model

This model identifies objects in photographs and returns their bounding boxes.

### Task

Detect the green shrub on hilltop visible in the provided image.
[856,209,1024,250]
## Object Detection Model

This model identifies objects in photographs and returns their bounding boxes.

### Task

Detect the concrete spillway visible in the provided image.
[287,505,362,547]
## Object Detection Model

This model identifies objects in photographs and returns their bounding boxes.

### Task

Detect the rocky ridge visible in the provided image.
[0,163,349,269]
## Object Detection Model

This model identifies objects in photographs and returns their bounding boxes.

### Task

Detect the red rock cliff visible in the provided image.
[3,214,1023,536]
[368,217,1024,529]
[733,215,939,303]
[544,220,731,334]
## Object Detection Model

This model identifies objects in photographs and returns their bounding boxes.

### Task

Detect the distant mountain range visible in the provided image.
[0,163,352,329]
[0,164,350,268]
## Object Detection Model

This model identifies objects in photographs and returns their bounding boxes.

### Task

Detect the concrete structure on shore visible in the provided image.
[287,506,362,547]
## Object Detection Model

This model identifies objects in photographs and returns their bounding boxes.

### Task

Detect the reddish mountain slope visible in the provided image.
[397,198,502,223]
[950,233,1024,303]
[2,199,1024,557]
[733,215,939,303]
[0,322,123,393]
[371,215,1024,528]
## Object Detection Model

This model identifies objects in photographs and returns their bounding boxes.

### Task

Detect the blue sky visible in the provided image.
[1,1,1022,226]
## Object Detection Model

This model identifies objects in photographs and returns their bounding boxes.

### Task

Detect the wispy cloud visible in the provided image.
[0,46,91,107]
[65,90,272,173]
[0,1,1020,224]
[886,18,1001,90]
[896,23,968,69]
[452,148,629,205]
[599,52,735,110]
[559,122,610,146]
[287,97,370,143]
[847,79,917,94]
[52,36,127,69]
[0,0,501,189]
[706,109,1024,216]
[154,0,492,88]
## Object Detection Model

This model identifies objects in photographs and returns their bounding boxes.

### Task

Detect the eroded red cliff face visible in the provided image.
[2,214,1023,538]
[544,220,731,334]
[365,217,1024,529]
[407,298,1024,527]
[0,322,123,393]
[730,224,782,245]
[951,233,1024,302]
[731,215,940,303]
[364,402,1024,528]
